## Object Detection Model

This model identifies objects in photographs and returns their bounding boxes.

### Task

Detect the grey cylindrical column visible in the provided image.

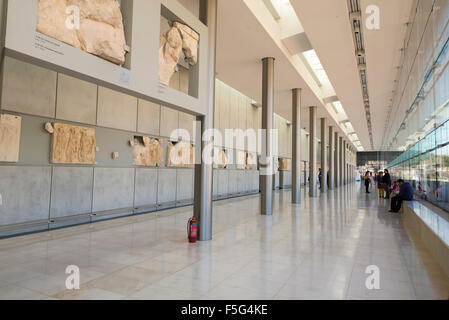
[339,136,343,186]
[309,106,317,197]
[292,88,301,203]
[334,132,339,187]
[260,57,275,215]
[303,161,307,186]
[342,139,347,185]
[344,141,347,185]
[328,126,334,190]
[320,118,327,193]
[193,0,217,241]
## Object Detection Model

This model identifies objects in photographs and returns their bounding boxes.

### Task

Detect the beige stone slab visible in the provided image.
[36,0,127,65]
[166,141,194,168]
[133,136,163,167]
[0,114,22,162]
[50,123,96,164]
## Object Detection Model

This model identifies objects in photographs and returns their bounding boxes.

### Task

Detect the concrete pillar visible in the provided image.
[303,161,307,186]
[260,57,275,215]
[320,118,327,193]
[339,136,343,186]
[309,106,317,197]
[292,88,301,204]
[328,126,335,190]
[334,132,339,187]
[343,140,346,185]
[194,0,217,241]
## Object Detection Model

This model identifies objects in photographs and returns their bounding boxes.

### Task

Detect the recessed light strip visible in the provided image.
[347,0,374,150]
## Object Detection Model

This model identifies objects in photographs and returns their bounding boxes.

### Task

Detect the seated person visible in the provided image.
[390,179,414,213]
[391,181,399,195]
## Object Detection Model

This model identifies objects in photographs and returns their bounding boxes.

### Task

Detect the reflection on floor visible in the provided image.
[0,184,448,300]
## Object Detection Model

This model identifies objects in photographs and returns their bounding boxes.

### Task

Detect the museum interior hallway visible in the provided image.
[0,183,448,300]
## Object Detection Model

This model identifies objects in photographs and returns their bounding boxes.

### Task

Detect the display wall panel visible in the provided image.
[179,112,196,143]
[228,170,238,195]
[56,73,97,125]
[176,168,194,202]
[137,99,161,137]
[229,89,239,132]
[97,86,138,132]
[213,169,219,198]
[134,168,158,208]
[238,93,247,132]
[214,81,220,146]
[237,170,247,193]
[18,115,51,166]
[95,126,134,167]
[92,167,135,213]
[0,166,51,226]
[1,57,56,118]
[160,106,179,139]
[217,169,229,197]
[4,0,208,117]
[221,85,231,148]
[50,166,94,218]
[250,170,259,192]
[157,168,177,205]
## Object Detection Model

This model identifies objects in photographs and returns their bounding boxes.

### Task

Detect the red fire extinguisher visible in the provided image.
[187,217,198,243]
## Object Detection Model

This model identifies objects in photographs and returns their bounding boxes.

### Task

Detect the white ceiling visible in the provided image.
[290,0,412,150]
[179,0,413,150]
[215,0,350,139]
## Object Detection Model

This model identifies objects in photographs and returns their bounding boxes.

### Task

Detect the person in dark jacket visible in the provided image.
[364,171,371,193]
[390,179,414,212]
[382,169,392,199]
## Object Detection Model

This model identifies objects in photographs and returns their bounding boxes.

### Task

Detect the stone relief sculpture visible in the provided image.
[167,140,194,168]
[133,136,164,167]
[246,153,257,170]
[213,147,228,169]
[159,21,199,86]
[36,0,128,65]
[236,151,247,170]
[0,114,22,163]
[279,158,291,171]
[50,123,96,164]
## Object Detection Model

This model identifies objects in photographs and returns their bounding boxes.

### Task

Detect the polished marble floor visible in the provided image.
[0,183,448,300]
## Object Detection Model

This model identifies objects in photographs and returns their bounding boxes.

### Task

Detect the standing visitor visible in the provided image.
[364,171,371,193]
[377,171,385,198]
[383,169,392,199]
[318,168,322,189]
